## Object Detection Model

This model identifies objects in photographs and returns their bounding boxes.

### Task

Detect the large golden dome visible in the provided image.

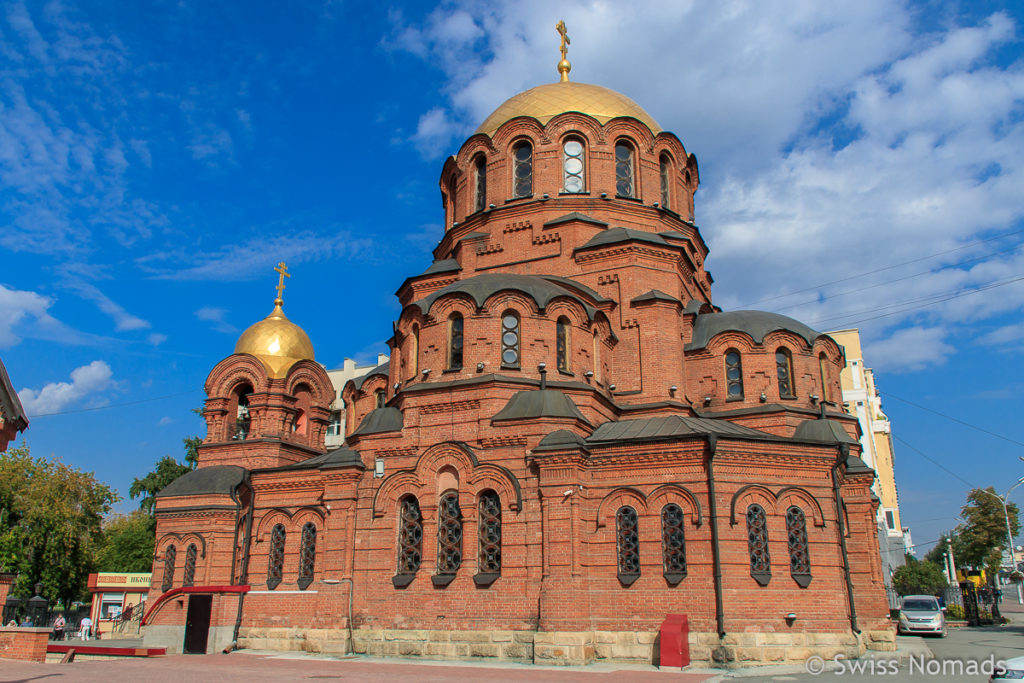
[234,302,315,379]
[475,81,662,137]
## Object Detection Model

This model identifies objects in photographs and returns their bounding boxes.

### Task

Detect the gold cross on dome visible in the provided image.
[556,20,571,82]
[274,261,290,304]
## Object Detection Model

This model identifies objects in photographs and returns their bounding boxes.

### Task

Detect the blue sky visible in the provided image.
[2,0,1023,556]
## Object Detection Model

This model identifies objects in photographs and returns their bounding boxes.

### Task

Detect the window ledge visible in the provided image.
[557,369,574,377]
[473,572,500,587]
[431,573,456,588]
[726,396,744,402]
[751,570,772,586]
[792,573,812,588]
[297,578,313,591]
[663,571,686,587]
[616,195,643,203]
[617,572,641,587]
[392,573,415,588]
[505,195,533,204]
[442,368,462,375]
[780,395,797,401]
[558,191,590,196]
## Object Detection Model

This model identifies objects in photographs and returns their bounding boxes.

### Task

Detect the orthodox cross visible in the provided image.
[274,261,290,304]
[556,20,571,82]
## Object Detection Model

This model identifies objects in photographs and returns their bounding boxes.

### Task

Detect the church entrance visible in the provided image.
[183,594,212,654]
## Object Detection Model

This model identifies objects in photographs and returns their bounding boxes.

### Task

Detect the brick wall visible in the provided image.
[0,627,49,662]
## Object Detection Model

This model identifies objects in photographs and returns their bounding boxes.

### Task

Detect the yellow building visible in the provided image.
[827,329,912,579]
[86,572,152,637]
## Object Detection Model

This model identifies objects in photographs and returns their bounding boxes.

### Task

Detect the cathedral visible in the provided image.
[143,31,895,666]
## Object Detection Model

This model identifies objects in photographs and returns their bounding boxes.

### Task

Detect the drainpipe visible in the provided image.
[832,444,860,634]
[228,483,256,650]
[705,434,725,637]
[337,578,355,655]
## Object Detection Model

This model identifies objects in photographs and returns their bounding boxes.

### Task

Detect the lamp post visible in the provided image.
[975,477,1024,605]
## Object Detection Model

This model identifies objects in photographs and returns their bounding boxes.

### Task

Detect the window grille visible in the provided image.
[449,315,464,370]
[436,491,463,575]
[375,389,386,409]
[659,154,671,209]
[786,506,811,586]
[474,156,487,212]
[776,348,794,397]
[556,318,570,372]
[477,491,502,574]
[616,506,640,584]
[161,545,176,592]
[661,504,687,584]
[501,312,520,368]
[267,524,285,590]
[183,543,197,587]
[563,139,585,192]
[725,350,743,398]
[513,142,532,197]
[747,504,771,585]
[615,143,635,197]
[397,497,423,575]
[298,522,316,590]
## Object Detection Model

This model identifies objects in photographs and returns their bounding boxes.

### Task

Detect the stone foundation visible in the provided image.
[237,625,897,668]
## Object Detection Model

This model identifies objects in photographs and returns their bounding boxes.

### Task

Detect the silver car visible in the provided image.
[898,594,946,637]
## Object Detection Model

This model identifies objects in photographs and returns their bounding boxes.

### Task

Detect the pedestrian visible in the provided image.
[79,615,92,641]
[52,614,66,641]
[19,616,33,627]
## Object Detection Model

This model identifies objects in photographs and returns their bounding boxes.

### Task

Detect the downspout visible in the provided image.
[336,577,355,655]
[228,482,256,651]
[832,444,860,634]
[705,434,725,637]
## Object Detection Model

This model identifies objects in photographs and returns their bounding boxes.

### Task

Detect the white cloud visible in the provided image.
[195,307,238,334]
[18,360,113,416]
[64,279,150,331]
[0,284,54,347]
[158,416,173,426]
[148,332,167,346]
[862,326,956,373]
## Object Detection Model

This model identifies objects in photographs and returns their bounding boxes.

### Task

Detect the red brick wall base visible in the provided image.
[0,627,50,662]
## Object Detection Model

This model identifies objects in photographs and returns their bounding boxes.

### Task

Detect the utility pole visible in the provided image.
[975,478,1024,605]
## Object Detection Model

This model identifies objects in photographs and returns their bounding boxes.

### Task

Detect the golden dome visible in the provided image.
[475,81,662,137]
[234,302,315,379]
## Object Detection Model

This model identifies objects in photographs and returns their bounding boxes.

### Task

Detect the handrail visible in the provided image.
[141,585,249,626]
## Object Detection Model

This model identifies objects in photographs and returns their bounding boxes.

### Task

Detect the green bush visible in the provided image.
[945,603,965,620]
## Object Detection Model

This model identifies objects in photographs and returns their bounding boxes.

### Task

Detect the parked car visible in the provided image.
[990,655,1024,680]
[898,595,946,637]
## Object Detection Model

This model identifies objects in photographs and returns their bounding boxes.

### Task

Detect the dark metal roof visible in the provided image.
[686,310,824,351]
[792,418,860,446]
[533,429,589,452]
[543,212,609,229]
[492,389,590,424]
[575,227,675,252]
[846,454,875,475]
[352,406,404,436]
[586,415,772,445]
[0,358,27,432]
[410,273,599,319]
[351,361,390,391]
[422,259,461,276]
[631,289,681,305]
[658,231,690,243]
[274,446,366,471]
[156,465,248,498]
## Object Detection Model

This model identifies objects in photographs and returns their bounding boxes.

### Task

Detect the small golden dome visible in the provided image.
[234,302,315,379]
[475,81,662,137]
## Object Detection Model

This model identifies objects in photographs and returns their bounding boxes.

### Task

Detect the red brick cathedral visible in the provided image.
[144,41,894,666]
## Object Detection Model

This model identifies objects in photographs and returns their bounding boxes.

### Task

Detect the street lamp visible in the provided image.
[975,477,1024,605]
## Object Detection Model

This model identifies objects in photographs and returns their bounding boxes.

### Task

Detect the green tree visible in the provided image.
[957,487,1019,579]
[892,556,948,595]
[0,444,118,603]
[129,455,190,515]
[94,510,155,572]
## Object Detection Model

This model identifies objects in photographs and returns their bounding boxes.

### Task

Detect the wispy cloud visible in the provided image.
[18,359,113,416]
[64,279,151,331]
[195,306,238,334]
[0,283,100,348]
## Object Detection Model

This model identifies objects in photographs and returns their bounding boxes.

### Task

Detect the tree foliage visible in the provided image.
[129,455,190,515]
[892,556,948,596]
[956,487,1019,579]
[94,510,155,573]
[0,444,118,603]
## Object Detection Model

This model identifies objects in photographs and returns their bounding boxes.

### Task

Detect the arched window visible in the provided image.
[661,504,687,585]
[725,349,743,399]
[746,504,771,585]
[410,324,420,379]
[818,353,828,402]
[556,317,570,373]
[786,506,811,587]
[616,506,640,585]
[233,384,252,440]
[512,141,532,198]
[267,523,285,590]
[500,311,520,369]
[161,545,176,592]
[397,496,422,576]
[448,314,464,370]
[345,400,354,437]
[474,156,487,212]
[776,348,794,398]
[375,389,386,409]
[477,491,502,577]
[436,491,463,579]
[615,142,635,198]
[659,154,671,209]
[592,328,601,378]
[298,522,316,590]
[562,138,585,193]
[183,543,198,587]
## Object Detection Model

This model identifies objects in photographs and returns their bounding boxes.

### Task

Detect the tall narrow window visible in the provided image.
[474,156,487,212]
[161,545,176,592]
[661,504,687,585]
[512,142,532,198]
[375,389,386,408]
[448,314,464,370]
[267,524,286,589]
[556,317,570,373]
[410,324,420,378]
[592,329,601,378]
[786,506,811,587]
[616,506,640,585]
[436,491,463,581]
[725,349,743,399]
[234,385,252,440]
[501,311,520,368]
[615,142,635,198]
[397,496,423,576]
[298,522,316,590]
[776,348,794,398]
[182,543,197,587]
[747,504,771,585]
[563,138,585,193]
[818,353,828,402]
[477,491,502,577]
[659,154,671,209]
[327,411,342,437]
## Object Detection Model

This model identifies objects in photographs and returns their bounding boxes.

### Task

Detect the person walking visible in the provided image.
[79,615,92,641]
[53,614,66,641]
